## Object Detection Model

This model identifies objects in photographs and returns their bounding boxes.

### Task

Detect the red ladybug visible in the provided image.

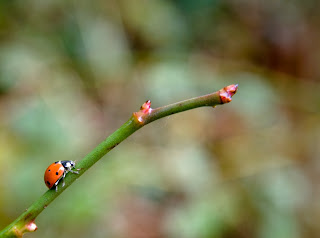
[44,160,80,192]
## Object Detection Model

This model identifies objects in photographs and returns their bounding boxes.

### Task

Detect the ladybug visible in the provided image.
[44,160,80,192]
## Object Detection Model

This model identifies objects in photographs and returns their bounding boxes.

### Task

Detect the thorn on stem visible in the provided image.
[219,84,238,104]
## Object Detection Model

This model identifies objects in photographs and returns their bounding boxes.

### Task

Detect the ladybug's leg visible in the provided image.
[54,179,60,192]
[61,176,65,187]
[61,171,67,187]
[54,175,64,192]
[69,169,79,174]
[65,166,80,174]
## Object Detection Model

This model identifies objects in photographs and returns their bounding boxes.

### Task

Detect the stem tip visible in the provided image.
[219,84,238,103]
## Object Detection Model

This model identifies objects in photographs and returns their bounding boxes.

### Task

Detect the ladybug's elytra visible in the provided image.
[44,160,80,192]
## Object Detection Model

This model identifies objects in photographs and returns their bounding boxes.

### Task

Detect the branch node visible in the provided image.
[133,100,152,123]
[25,221,37,232]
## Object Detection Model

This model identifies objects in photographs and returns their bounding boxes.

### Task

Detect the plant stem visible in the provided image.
[0,84,238,238]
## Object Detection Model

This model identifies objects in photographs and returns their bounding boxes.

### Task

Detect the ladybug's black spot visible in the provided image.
[46,181,51,186]
[56,172,59,175]
[48,170,51,172]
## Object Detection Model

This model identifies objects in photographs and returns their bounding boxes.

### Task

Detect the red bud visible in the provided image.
[133,100,152,123]
[219,84,238,103]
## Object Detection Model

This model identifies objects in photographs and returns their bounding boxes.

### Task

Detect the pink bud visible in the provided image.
[140,100,152,114]
[26,221,38,232]
[219,84,238,103]
[133,100,152,123]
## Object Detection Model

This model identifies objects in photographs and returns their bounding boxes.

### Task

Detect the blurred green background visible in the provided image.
[0,0,319,237]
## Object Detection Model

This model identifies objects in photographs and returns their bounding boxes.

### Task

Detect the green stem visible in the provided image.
[0,84,238,237]
[145,91,222,124]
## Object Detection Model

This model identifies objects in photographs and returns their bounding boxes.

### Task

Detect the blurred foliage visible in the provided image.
[0,0,320,237]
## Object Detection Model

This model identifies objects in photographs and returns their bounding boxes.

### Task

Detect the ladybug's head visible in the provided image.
[61,160,76,169]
